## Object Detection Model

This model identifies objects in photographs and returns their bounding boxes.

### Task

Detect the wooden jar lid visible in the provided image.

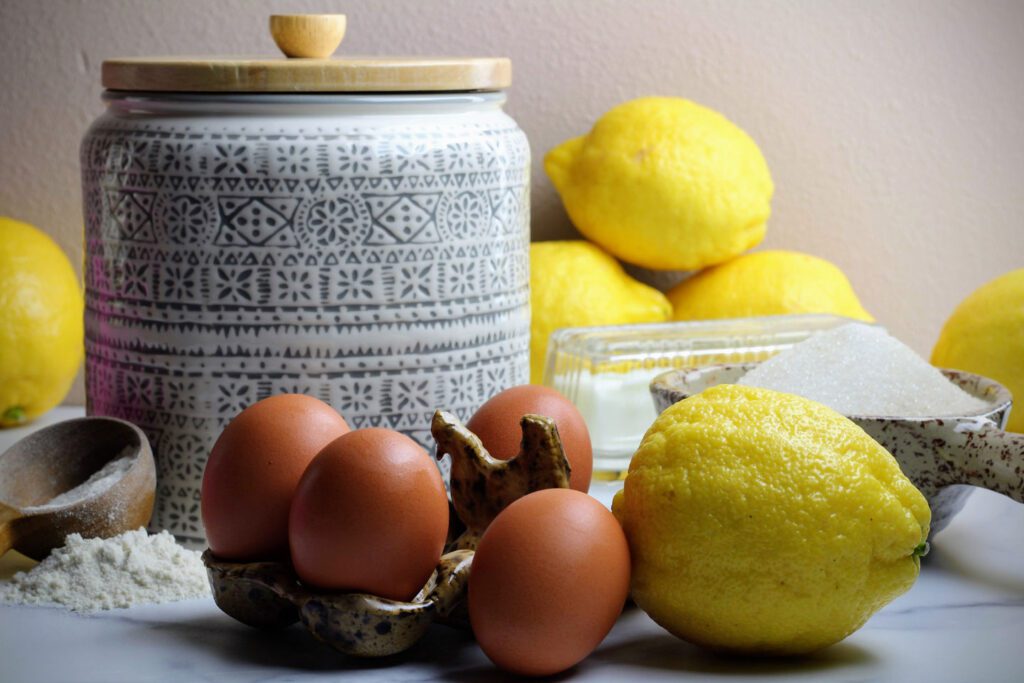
[102,14,511,93]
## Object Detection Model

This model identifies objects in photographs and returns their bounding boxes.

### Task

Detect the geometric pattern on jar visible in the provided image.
[81,116,531,546]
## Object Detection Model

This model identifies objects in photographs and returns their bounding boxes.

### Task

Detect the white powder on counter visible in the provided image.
[0,528,210,612]
[738,323,990,417]
[22,447,136,511]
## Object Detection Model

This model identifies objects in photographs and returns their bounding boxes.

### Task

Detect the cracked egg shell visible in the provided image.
[288,428,449,601]
[201,394,350,561]
[467,385,593,492]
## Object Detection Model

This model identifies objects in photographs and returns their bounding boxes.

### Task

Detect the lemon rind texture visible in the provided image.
[931,269,1024,433]
[0,217,84,425]
[544,97,773,271]
[613,385,930,654]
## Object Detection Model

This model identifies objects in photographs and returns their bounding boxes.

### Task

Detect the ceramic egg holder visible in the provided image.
[202,410,571,657]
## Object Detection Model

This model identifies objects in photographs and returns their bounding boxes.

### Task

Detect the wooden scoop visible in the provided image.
[0,417,155,560]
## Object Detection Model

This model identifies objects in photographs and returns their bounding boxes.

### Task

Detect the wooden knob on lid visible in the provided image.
[270,14,347,59]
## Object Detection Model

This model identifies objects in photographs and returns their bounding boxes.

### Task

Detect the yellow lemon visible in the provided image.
[545,96,773,271]
[530,241,671,383]
[932,269,1024,432]
[613,384,930,655]
[0,217,84,427]
[668,250,873,322]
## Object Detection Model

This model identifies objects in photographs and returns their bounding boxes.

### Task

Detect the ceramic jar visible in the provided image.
[80,39,530,545]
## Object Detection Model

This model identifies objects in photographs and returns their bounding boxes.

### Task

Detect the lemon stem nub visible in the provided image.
[913,541,930,558]
[2,406,26,424]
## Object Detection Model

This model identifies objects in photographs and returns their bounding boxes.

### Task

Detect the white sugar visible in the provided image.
[738,324,989,417]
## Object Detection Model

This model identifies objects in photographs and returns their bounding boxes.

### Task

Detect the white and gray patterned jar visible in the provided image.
[81,52,529,545]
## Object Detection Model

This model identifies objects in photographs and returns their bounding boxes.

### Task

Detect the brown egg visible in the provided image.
[468,488,630,676]
[467,385,593,492]
[200,394,349,561]
[288,428,449,601]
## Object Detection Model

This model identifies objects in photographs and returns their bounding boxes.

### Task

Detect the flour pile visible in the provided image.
[0,529,210,612]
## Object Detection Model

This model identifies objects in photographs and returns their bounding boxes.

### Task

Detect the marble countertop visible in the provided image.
[2,407,1023,682]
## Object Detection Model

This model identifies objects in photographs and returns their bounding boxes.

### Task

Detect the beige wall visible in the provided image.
[2,0,1022,405]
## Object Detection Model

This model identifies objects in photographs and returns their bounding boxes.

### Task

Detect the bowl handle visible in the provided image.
[953,421,1024,503]
[0,501,23,556]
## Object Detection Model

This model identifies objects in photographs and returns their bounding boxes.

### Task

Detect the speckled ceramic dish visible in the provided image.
[203,410,571,657]
[650,365,1024,536]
